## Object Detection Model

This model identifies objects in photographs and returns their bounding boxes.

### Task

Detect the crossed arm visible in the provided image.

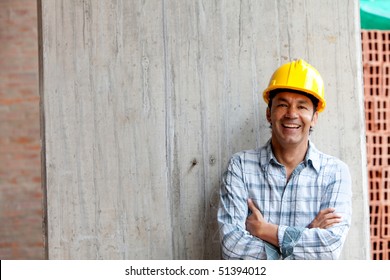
[219,195,351,259]
[246,199,343,247]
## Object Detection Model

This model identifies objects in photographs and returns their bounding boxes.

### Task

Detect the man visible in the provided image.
[217,59,352,260]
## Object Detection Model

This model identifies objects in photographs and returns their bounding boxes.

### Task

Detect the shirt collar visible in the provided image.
[305,140,321,173]
[261,139,321,173]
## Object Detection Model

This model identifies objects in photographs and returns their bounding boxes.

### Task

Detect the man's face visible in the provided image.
[266,91,318,148]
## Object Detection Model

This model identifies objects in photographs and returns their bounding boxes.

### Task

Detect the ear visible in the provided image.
[266,107,271,123]
[311,111,319,127]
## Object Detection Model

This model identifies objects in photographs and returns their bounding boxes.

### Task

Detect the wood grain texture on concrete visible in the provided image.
[39,0,369,259]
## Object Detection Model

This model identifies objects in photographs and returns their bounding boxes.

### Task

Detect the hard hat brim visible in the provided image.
[263,85,326,113]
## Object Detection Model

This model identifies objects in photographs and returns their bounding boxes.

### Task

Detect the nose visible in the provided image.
[285,105,298,118]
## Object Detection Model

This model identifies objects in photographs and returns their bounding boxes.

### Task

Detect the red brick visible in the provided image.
[371,238,387,260]
[0,0,44,260]
[363,30,390,260]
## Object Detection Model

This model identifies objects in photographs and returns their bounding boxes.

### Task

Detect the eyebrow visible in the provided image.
[275,97,310,105]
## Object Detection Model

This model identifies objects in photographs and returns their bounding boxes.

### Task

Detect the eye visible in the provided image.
[298,105,308,110]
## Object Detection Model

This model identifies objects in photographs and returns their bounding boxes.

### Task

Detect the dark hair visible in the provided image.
[268,89,319,112]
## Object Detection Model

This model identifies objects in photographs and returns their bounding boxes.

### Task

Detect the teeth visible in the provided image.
[283,124,300,128]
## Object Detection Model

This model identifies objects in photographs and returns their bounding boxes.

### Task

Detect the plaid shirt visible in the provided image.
[218,139,352,260]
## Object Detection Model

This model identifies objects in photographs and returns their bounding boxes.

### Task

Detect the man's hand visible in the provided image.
[246,198,267,237]
[246,199,279,246]
[308,208,342,229]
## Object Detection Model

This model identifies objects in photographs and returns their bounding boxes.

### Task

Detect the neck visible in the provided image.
[270,139,309,170]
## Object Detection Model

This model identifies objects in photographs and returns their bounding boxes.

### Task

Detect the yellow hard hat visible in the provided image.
[262,59,326,112]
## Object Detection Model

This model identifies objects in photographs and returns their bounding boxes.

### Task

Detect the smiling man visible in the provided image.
[217,59,352,260]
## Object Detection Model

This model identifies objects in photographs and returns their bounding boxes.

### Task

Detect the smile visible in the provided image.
[282,123,301,129]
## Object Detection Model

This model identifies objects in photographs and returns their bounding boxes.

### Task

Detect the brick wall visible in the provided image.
[362,30,390,260]
[0,0,44,259]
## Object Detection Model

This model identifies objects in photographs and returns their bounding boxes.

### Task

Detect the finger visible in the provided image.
[310,209,342,229]
[320,214,343,227]
[247,199,260,215]
[319,208,336,215]
[323,218,343,229]
[316,208,338,223]
[323,212,342,220]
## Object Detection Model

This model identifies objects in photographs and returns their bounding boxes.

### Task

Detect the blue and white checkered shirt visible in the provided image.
[218,139,352,260]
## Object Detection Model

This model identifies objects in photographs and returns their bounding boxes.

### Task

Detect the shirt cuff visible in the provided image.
[278,225,304,259]
[264,241,281,260]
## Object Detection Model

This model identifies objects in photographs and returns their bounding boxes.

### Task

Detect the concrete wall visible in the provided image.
[0,0,44,259]
[39,0,369,259]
